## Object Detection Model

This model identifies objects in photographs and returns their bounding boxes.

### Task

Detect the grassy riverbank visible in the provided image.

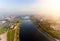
[7,29,15,41]
[7,20,22,41]
[31,17,60,40]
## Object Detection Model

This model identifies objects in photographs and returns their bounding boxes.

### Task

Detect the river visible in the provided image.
[19,17,49,41]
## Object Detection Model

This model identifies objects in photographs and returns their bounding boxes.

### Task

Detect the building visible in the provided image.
[50,24,60,30]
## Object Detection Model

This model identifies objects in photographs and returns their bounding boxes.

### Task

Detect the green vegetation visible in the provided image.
[16,23,21,41]
[7,29,15,41]
[39,24,60,40]
[7,20,22,41]
[31,17,60,40]
[38,19,60,40]
[0,17,22,41]
[0,25,10,34]
[15,20,22,41]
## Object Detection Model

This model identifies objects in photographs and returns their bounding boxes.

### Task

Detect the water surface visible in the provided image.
[20,18,49,41]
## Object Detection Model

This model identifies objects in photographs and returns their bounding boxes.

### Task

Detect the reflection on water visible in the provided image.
[20,17,49,41]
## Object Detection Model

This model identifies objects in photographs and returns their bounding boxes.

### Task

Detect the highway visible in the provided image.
[20,17,56,41]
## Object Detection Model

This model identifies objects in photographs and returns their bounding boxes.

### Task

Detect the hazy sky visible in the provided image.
[0,0,36,8]
[0,0,60,19]
[0,0,37,12]
[0,0,48,12]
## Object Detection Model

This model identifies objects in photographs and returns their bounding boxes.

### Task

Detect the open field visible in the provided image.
[7,29,15,41]
[0,25,10,34]
[7,20,22,41]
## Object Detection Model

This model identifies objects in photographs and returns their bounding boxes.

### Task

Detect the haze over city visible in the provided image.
[0,0,60,17]
[0,0,60,41]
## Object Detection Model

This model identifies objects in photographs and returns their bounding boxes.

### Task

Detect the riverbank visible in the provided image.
[31,17,60,41]
[7,20,22,41]
[20,17,50,41]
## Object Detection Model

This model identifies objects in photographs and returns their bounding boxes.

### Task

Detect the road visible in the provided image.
[20,18,51,41]
[0,32,7,41]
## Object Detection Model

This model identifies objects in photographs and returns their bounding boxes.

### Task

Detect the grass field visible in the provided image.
[7,29,15,41]
[16,23,21,41]
[7,20,22,41]
[0,26,10,34]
